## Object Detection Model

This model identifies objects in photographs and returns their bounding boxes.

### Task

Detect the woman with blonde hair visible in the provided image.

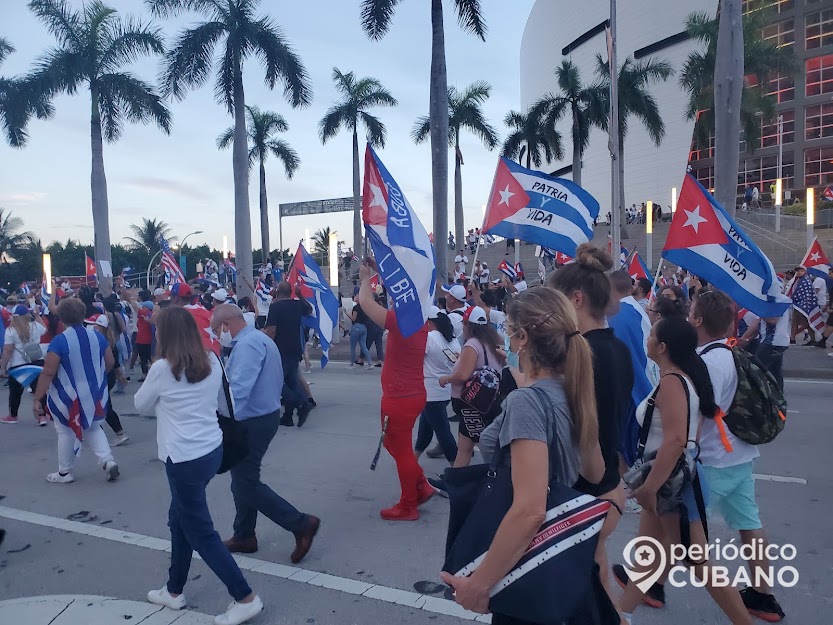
[135,306,262,625]
[1,305,47,425]
[441,288,605,623]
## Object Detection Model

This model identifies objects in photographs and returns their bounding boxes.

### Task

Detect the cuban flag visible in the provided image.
[515,262,524,276]
[482,157,600,258]
[85,254,97,278]
[290,243,340,367]
[19,282,30,295]
[628,251,650,281]
[362,145,436,337]
[8,364,43,387]
[255,278,271,305]
[662,174,791,319]
[620,245,630,269]
[792,276,825,332]
[115,310,132,366]
[497,259,517,280]
[800,237,832,285]
[46,326,109,451]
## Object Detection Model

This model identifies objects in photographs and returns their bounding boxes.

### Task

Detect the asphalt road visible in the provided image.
[0,366,829,624]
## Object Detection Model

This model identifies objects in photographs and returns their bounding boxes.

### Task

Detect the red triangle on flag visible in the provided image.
[85,254,97,277]
[483,158,531,232]
[362,147,388,227]
[802,238,830,269]
[663,175,729,251]
[628,252,648,280]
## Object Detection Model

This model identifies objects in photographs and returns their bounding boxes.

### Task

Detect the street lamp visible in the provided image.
[671,187,677,214]
[774,177,783,233]
[178,230,204,277]
[806,187,815,248]
[43,254,52,290]
[646,200,653,271]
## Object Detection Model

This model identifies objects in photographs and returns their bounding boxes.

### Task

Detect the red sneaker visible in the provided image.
[416,482,436,506]
[0,415,18,424]
[380,503,419,521]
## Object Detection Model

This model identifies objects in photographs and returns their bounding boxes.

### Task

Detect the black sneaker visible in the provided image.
[612,564,665,608]
[308,397,317,408]
[740,587,785,622]
[296,402,312,427]
[426,476,448,498]
[279,414,295,427]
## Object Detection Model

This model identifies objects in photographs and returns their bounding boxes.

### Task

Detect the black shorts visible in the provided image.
[453,397,498,443]
[826,314,833,327]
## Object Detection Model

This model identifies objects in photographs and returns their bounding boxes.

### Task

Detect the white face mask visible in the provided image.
[219,328,233,348]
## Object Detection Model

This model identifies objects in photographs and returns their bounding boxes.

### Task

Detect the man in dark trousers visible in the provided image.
[264,281,313,427]
[211,305,320,562]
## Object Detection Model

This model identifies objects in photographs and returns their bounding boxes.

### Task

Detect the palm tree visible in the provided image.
[534,60,607,188]
[413,81,498,250]
[596,55,673,236]
[149,0,312,299]
[311,226,330,269]
[502,107,563,170]
[218,105,299,264]
[681,9,796,214]
[0,209,35,264]
[0,37,53,147]
[361,0,486,281]
[319,68,397,253]
[27,0,171,295]
[125,218,175,252]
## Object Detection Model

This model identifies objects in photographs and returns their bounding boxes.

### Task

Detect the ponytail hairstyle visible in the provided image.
[506,289,599,452]
[547,243,613,320]
[654,317,718,419]
[429,311,455,343]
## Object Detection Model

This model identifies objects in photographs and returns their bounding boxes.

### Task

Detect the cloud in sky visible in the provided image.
[2,0,536,252]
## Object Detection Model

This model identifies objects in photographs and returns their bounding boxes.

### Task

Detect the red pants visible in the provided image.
[381,394,428,508]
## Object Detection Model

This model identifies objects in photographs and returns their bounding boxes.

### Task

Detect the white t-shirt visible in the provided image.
[446,304,469,347]
[424,330,461,401]
[636,376,701,470]
[813,277,828,307]
[479,268,490,284]
[5,322,46,368]
[134,357,225,464]
[489,309,507,340]
[697,341,759,468]
[515,280,528,293]
[454,254,468,274]
[243,311,256,327]
[759,310,790,347]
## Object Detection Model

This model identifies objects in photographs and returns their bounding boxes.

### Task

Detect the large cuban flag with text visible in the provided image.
[290,243,339,368]
[662,174,791,318]
[482,157,600,258]
[362,145,436,338]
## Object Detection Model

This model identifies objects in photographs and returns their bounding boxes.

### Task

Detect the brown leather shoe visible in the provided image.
[223,535,258,554]
[291,515,320,564]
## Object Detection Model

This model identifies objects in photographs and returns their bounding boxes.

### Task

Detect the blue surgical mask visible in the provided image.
[504,332,520,370]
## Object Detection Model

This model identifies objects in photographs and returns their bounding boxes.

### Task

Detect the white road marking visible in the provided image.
[785,378,833,385]
[752,473,808,485]
[0,506,483,622]
[787,410,799,414]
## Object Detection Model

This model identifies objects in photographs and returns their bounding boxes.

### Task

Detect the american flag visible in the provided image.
[160,237,185,285]
[792,276,825,332]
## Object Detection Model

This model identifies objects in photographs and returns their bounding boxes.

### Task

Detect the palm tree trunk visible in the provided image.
[259,159,269,263]
[526,146,531,169]
[90,95,113,295]
[572,112,582,187]
[352,127,362,255]
[454,143,464,251]
[430,0,450,282]
[714,0,743,217]
[619,133,628,240]
[232,55,254,299]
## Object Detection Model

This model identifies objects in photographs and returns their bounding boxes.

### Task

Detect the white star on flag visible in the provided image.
[369,183,386,209]
[683,205,708,234]
[810,251,821,262]
[498,185,515,206]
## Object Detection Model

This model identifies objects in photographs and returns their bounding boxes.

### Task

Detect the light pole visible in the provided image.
[646,200,653,271]
[776,113,783,232]
[178,230,204,278]
[146,250,162,290]
[807,187,815,249]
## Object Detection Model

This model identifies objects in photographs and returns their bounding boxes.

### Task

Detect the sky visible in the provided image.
[1,0,536,255]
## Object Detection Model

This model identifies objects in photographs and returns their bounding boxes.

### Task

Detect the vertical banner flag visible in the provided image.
[800,237,832,284]
[291,243,340,367]
[662,174,791,318]
[85,254,97,278]
[362,145,436,337]
[482,157,600,258]
[628,251,650,281]
[160,237,186,285]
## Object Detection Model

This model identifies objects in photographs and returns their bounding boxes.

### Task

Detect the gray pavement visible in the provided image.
[0,366,830,624]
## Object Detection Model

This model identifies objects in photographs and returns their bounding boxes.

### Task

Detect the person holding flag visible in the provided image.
[0,304,47,425]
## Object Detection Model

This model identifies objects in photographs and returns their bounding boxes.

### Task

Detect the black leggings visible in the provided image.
[105,374,123,434]
[136,343,152,374]
[8,374,39,418]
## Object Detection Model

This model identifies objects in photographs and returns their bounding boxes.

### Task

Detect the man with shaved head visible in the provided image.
[210,304,320,564]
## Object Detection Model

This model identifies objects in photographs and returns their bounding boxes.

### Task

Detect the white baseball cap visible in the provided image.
[428,305,442,319]
[463,305,488,325]
[84,314,109,329]
[441,284,467,302]
[211,288,229,302]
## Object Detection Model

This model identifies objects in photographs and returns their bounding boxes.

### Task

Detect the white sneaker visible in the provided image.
[625,498,642,514]
[214,596,263,625]
[111,434,130,447]
[104,461,120,482]
[365,363,373,370]
[303,367,312,374]
[348,362,355,368]
[147,586,186,610]
[46,471,74,483]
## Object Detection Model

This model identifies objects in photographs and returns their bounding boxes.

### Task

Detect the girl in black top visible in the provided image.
[549,243,634,601]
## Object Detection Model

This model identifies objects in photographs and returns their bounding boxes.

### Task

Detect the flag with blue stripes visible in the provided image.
[482,157,600,258]
[115,311,132,365]
[19,282,30,295]
[46,326,109,449]
[362,145,436,337]
[291,243,340,368]
[8,364,42,388]
[497,259,517,280]
[255,278,271,305]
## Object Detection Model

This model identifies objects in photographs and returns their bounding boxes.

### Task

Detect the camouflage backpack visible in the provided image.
[701,344,787,445]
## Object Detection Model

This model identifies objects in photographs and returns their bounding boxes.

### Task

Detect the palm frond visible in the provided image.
[99,17,166,73]
[248,17,312,108]
[319,104,350,143]
[216,125,234,149]
[97,71,171,141]
[161,20,226,100]
[266,138,300,178]
[452,0,486,40]
[360,0,401,41]
[0,38,14,63]
[28,0,83,51]
[361,111,386,148]
[146,0,224,19]
[411,115,430,144]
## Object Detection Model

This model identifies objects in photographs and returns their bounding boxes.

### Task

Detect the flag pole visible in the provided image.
[648,262,664,303]
[608,0,622,272]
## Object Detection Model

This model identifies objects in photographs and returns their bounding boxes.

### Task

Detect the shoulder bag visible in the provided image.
[442,386,613,623]
[215,354,249,474]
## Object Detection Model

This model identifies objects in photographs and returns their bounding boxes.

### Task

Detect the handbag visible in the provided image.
[460,345,501,416]
[215,355,248,475]
[443,386,611,624]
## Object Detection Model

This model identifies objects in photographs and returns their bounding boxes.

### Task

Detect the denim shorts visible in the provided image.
[700,461,762,531]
